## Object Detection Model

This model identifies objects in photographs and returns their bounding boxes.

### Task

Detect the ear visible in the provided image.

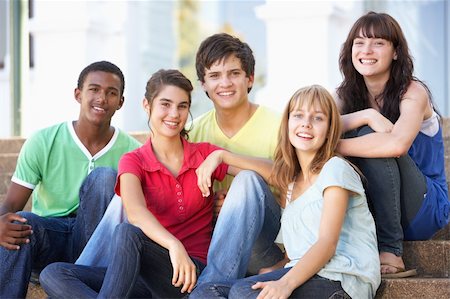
[117,97,124,110]
[74,88,82,104]
[247,75,255,89]
[142,98,150,114]
[393,51,398,61]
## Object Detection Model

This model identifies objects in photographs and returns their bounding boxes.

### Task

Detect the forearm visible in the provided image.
[127,208,181,250]
[220,150,273,181]
[279,240,336,291]
[341,109,374,132]
[338,132,409,158]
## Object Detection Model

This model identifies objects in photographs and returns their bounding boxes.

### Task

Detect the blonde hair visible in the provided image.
[270,85,342,198]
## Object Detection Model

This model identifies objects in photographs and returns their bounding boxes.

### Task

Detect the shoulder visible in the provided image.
[116,129,143,148]
[185,140,222,156]
[22,122,66,149]
[402,81,429,105]
[321,156,359,181]
[192,110,216,126]
[256,106,281,121]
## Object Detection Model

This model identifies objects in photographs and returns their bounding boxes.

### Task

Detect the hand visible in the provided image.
[0,213,32,250]
[213,190,227,219]
[366,109,394,133]
[252,279,293,299]
[168,241,197,294]
[196,150,224,197]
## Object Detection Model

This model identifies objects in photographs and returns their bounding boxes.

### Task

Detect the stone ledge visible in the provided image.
[375,277,450,299]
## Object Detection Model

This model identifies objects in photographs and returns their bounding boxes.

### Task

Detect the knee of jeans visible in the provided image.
[233,170,263,185]
[16,211,40,226]
[114,223,141,245]
[39,262,64,287]
[229,280,253,299]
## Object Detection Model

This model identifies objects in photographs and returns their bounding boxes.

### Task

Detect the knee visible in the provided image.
[229,280,254,299]
[114,223,142,245]
[39,262,66,288]
[16,211,41,227]
[233,170,264,185]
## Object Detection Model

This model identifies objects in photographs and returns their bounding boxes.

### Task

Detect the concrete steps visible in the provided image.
[0,126,448,298]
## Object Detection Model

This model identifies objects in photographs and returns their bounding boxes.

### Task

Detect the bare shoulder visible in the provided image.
[332,90,344,113]
[403,81,429,102]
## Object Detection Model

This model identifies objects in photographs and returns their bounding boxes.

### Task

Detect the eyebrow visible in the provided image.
[87,83,119,92]
[159,98,190,105]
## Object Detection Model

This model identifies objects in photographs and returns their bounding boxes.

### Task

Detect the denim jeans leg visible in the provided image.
[39,262,105,298]
[396,154,427,230]
[76,194,127,267]
[0,212,73,298]
[198,170,283,284]
[72,167,117,259]
[189,280,236,299]
[229,269,347,299]
[349,126,403,255]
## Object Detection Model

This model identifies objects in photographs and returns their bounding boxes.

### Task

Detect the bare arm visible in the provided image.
[120,173,197,293]
[338,82,429,158]
[252,186,349,299]
[0,183,33,250]
[196,150,273,197]
[341,109,393,133]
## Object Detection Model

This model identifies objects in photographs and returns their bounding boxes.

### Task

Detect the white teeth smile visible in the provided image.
[218,91,233,96]
[164,121,178,126]
[93,106,105,112]
[360,59,376,64]
[297,132,313,138]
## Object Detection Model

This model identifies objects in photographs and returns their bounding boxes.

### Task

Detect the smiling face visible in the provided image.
[145,85,190,140]
[351,30,397,82]
[288,102,329,159]
[75,71,123,127]
[201,54,254,112]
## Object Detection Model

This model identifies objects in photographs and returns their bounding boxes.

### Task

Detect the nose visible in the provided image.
[301,118,312,128]
[362,42,373,54]
[219,76,232,87]
[96,90,106,102]
[168,106,179,118]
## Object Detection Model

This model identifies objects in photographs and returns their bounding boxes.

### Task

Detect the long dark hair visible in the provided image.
[336,11,432,123]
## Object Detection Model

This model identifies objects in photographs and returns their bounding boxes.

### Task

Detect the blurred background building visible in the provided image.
[1,0,449,137]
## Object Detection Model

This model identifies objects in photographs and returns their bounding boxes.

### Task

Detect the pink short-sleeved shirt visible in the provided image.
[115,137,228,263]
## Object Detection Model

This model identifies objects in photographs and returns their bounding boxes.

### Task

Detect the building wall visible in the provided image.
[0,0,449,137]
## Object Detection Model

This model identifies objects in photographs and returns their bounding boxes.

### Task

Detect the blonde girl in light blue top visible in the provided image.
[194,85,381,298]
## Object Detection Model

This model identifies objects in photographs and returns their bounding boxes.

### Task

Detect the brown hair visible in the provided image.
[144,69,193,139]
[270,85,342,197]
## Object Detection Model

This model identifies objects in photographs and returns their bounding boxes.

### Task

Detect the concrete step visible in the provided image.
[0,153,18,173]
[433,223,450,240]
[403,240,450,277]
[0,172,13,195]
[0,137,26,154]
[375,277,450,299]
[26,283,47,299]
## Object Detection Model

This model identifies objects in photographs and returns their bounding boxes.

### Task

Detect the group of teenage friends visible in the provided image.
[0,11,448,299]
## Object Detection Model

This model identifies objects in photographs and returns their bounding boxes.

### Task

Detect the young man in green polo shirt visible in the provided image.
[0,61,141,298]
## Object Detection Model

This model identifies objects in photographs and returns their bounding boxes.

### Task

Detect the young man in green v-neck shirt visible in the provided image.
[0,61,140,298]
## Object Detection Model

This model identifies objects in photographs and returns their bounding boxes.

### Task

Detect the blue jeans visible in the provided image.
[197,170,283,284]
[346,126,427,256]
[76,171,283,284]
[40,223,205,298]
[191,268,350,299]
[0,167,116,298]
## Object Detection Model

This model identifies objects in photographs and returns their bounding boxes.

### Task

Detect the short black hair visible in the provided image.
[77,61,125,97]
